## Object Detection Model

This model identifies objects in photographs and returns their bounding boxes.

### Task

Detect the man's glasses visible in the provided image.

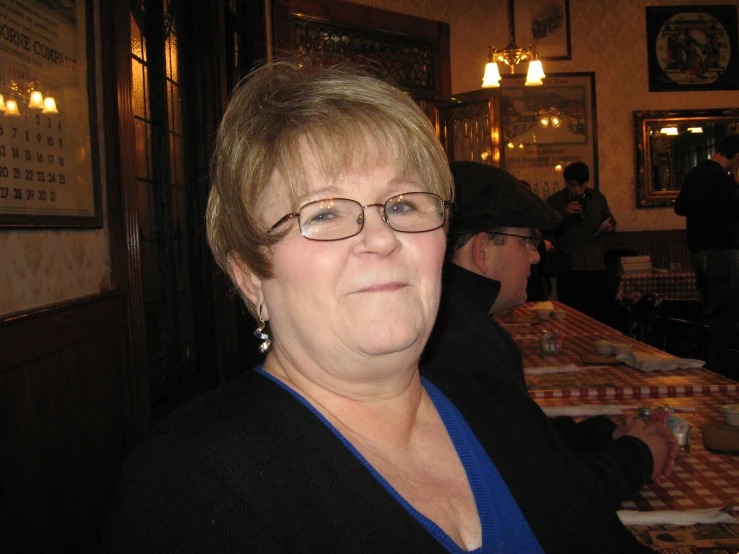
[488,230,542,251]
[267,192,452,241]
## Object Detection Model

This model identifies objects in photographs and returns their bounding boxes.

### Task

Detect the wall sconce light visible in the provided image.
[4,99,21,116]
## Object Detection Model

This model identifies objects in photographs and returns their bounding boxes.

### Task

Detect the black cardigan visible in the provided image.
[100,368,653,553]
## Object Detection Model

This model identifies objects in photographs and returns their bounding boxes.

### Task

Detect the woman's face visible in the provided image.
[255,145,447,375]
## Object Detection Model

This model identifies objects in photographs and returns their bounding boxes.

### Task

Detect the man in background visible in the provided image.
[423,161,677,506]
[546,162,616,322]
[675,134,739,375]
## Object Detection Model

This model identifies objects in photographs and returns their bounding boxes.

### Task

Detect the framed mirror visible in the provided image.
[634,108,739,208]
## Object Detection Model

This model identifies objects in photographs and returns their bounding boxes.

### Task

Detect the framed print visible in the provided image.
[646,5,739,92]
[0,0,102,227]
[500,72,598,202]
[513,0,571,61]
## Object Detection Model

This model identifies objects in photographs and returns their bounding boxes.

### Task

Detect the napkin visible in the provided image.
[541,405,624,418]
[523,363,579,376]
[617,508,734,526]
[615,350,705,372]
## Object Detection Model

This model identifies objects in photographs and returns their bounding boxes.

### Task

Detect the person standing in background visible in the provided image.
[546,162,616,322]
[675,134,739,375]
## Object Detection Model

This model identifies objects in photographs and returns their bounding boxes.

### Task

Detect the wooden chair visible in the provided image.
[647,316,711,361]
[622,293,662,341]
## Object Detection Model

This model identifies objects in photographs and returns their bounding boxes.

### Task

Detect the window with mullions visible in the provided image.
[131,0,196,420]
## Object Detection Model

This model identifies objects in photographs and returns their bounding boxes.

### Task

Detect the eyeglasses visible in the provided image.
[267,192,452,241]
[488,230,542,251]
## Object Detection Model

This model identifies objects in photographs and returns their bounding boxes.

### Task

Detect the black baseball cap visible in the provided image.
[448,161,561,234]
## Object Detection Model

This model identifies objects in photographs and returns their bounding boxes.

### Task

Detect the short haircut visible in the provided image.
[448,227,509,259]
[716,134,739,159]
[563,162,590,185]
[206,58,454,313]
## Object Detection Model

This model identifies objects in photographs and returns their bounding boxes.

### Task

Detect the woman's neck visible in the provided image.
[262,349,426,447]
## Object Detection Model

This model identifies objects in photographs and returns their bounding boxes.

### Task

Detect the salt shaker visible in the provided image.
[540,330,555,354]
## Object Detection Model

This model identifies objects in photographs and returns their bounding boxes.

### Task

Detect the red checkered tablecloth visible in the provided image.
[502,302,739,399]
[617,271,700,302]
[534,394,739,512]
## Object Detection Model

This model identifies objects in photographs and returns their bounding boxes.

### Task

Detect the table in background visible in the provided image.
[499,301,739,400]
[617,271,700,302]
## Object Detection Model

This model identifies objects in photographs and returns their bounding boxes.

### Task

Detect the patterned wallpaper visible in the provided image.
[351,0,739,232]
[2,0,736,317]
[0,229,110,316]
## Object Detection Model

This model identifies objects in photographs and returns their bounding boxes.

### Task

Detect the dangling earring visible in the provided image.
[254,305,272,354]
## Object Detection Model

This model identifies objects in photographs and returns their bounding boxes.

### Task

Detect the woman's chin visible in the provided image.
[352,324,424,358]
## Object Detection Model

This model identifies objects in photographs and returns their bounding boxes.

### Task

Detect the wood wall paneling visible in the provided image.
[0,293,128,552]
[605,230,691,270]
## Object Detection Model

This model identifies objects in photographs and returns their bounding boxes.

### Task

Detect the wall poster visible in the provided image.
[500,72,598,202]
[646,5,739,92]
[0,0,101,227]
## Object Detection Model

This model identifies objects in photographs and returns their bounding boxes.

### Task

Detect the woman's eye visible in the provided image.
[304,210,341,225]
[388,200,417,215]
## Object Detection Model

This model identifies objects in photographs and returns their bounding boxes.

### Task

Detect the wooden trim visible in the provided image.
[287,0,444,38]
[0,291,125,372]
[99,0,151,438]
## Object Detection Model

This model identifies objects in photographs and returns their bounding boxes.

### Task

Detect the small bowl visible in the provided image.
[595,340,614,356]
[721,404,739,426]
[532,309,551,321]
[552,310,566,320]
[612,343,633,356]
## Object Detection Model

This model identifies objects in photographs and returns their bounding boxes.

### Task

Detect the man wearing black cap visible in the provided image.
[423,161,678,506]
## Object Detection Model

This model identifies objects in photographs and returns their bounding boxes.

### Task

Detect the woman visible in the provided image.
[100,60,653,553]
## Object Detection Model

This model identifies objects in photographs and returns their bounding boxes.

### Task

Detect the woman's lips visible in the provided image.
[356,282,406,293]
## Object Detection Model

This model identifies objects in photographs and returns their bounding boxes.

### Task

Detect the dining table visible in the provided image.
[495,301,739,552]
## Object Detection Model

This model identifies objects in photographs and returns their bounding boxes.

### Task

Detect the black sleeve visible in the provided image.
[550,414,618,452]
[572,436,653,509]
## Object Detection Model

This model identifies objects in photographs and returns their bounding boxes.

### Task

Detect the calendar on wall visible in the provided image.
[0,0,101,227]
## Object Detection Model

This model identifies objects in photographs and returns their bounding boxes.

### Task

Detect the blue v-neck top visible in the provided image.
[257,367,544,553]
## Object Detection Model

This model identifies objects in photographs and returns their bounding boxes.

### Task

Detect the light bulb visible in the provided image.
[482,61,502,88]
[42,96,58,114]
[5,99,21,116]
[29,90,44,109]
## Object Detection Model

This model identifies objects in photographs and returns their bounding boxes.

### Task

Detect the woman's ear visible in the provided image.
[470,232,490,274]
[230,257,265,314]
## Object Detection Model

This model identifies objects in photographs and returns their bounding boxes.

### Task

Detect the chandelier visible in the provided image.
[482,2,545,87]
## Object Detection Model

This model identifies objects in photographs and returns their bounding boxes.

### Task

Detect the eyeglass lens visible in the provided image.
[299,193,445,241]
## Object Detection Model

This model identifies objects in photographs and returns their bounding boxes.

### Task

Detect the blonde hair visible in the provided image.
[206,58,453,313]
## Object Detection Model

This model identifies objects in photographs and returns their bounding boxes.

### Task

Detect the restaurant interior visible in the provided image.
[1,0,739,551]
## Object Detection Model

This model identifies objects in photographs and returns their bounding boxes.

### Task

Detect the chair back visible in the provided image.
[647,316,711,361]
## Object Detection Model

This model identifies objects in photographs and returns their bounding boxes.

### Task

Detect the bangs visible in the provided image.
[271,109,449,211]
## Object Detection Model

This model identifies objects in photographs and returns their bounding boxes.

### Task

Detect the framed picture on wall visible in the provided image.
[513,0,571,61]
[0,0,102,228]
[646,5,739,92]
[500,72,598,202]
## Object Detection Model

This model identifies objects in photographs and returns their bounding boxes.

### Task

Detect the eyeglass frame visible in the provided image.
[486,230,543,251]
[266,191,453,241]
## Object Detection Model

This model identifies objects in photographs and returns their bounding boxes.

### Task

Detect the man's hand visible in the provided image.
[624,419,680,483]
[565,201,582,215]
[543,239,554,252]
